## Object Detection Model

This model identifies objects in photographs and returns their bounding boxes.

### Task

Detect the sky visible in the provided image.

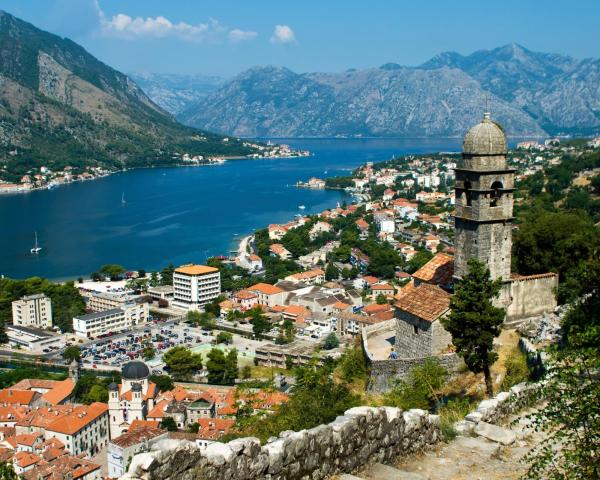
[2,0,600,78]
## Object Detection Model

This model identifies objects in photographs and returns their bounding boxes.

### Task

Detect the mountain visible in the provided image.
[129,72,224,115]
[0,11,253,183]
[179,44,600,138]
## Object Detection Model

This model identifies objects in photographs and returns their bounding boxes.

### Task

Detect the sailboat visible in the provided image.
[30,232,42,254]
[121,192,126,205]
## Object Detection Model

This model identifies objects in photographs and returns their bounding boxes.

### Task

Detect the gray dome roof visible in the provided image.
[463,113,507,155]
[108,382,118,391]
[122,361,150,380]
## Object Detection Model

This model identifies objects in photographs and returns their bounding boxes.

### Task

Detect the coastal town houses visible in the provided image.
[172,264,221,311]
[247,283,286,308]
[269,243,292,260]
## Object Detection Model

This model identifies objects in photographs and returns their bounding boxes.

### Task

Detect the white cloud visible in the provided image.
[270,25,296,44]
[91,1,254,43]
[228,29,258,43]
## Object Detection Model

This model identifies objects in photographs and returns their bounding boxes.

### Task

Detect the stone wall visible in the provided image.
[121,407,441,480]
[501,274,558,322]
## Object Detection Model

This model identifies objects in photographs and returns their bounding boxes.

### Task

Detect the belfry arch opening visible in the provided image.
[464,180,472,206]
[490,180,503,207]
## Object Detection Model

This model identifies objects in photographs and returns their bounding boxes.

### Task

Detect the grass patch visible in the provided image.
[500,345,530,391]
[438,397,474,441]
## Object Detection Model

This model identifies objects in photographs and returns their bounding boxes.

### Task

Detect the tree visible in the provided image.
[142,344,156,361]
[375,293,387,305]
[249,308,271,338]
[384,359,448,410]
[0,321,8,345]
[441,259,505,397]
[240,365,252,379]
[216,331,233,344]
[138,268,146,278]
[187,422,200,433]
[62,346,81,362]
[524,257,600,479]
[0,462,18,480]
[90,272,102,282]
[160,417,178,432]
[325,263,340,281]
[206,348,238,385]
[160,263,175,286]
[99,264,125,281]
[149,374,174,392]
[322,332,340,350]
[163,346,203,380]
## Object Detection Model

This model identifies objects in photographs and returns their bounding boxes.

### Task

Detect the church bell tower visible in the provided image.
[454,112,515,281]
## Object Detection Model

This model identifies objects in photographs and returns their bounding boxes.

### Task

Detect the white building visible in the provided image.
[108,361,158,438]
[72,302,148,339]
[11,294,52,329]
[172,264,221,310]
[87,292,139,312]
[374,214,395,234]
[107,426,167,478]
[5,325,63,351]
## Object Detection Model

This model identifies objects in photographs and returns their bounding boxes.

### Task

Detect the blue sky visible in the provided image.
[2,0,599,77]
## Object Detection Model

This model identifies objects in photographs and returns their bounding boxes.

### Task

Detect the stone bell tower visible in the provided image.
[454,112,515,281]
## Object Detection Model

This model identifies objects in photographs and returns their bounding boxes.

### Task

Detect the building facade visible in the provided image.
[172,264,221,310]
[72,302,148,338]
[11,294,52,329]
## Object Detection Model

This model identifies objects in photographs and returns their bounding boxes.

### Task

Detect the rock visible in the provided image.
[474,422,517,445]
[364,463,427,479]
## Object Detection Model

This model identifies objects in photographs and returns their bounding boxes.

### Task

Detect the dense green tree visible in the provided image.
[375,294,388,305]
[0,367,66,389]
[163,346,203,380]
[325,262,340,281]
[149,374,174,392]
[159,417,178,432]
[0,461,18,480]
[142,344,156,360]
[62,346,81,362]
[160,263,175,286]
[322,332,340,350]
[249,308,271,338]
[216,331,233,344]
[186,422,200,433]
[99,264,125,280]
[337,342,368,383]
[441,259,505,396]
[384,359,448,410]
[206,348,238,385]
[406,249,433,274]
[73,373,117,404]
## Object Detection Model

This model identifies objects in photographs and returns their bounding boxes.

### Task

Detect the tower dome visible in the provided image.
[121,361,150,380]
[463,112,507,156]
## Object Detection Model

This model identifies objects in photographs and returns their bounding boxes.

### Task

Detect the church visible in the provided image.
[108,361,158,438]
[393,112,558,361]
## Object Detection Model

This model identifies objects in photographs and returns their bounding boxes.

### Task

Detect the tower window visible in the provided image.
[464,180,472,206]
[490,181,503,207]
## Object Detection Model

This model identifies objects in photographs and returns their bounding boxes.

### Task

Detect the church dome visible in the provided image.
[122,361,150,380]
[108,382,118,391]
[131,382,142,392]
[463,112,507,155]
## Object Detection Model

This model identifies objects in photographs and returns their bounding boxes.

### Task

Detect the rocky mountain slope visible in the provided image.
[129,72,223,115]
[178,44,600,138]
[0,11,253,182]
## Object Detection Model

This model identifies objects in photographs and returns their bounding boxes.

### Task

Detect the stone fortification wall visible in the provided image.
[502,273,558,322]
[121,406,441,480]
[362,322,461,393]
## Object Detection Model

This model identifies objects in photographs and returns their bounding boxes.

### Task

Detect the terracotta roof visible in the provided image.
[128,419,161,432]
[355,219,369,230]
[372,310,396,321]
[510,272,558,280]
[0,405,30,424]
[234,290,258,300]
[332,301,350,310]
[412,252,454,286]
[41,403,108,435]
[363,303,392,315]
[196,418,235,440]
[288,268,325,281]
[175,264,218,276]
[372,283,394,291]
[15,433,41,447]
[0,389,38,406]
[147,399,170,419]
[248,283,284,295]
[362,276,379,285]
[395,283,451,322]
[111,425,165,448]
[10,380,57,391]
[41,379,74,406]
[22,455,101,480]
[0,447,12,463]
[13,451,40,468]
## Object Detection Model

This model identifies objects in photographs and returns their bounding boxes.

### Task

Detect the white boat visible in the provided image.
[298,205,306,210]
[30,232,42,254]
[121,192,126,205]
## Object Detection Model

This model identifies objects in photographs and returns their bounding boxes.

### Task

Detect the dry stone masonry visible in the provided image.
[121,407,441,480]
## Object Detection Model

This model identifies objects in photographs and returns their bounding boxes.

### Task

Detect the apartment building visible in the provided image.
[86,292,139,312]
[11,294,52,329]
[72,302,149,338]
[172,264,221,310]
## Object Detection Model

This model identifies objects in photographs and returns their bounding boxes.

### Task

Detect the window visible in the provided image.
[413,325,418,335]
[490,181,503,207]
[464,180,472,206]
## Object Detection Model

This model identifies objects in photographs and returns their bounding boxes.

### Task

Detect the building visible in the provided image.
[11,294,52,329]
[5,325,62,352]
[108,361,158,438]
[72,302,148,338]
[147,285,174,302]
[247,283,285,308]
[107,425,167,478]
[269,243,292,260]
[86,292,139,313]
[454,112,558,321]
[284,268,325,285]
[172,264,221,311]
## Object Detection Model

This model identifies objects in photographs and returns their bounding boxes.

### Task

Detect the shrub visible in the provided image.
[384,359,448,410]
[438,397,472,441]
[500,345,530,391]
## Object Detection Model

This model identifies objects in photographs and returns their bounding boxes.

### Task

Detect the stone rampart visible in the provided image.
[121,407,441,480]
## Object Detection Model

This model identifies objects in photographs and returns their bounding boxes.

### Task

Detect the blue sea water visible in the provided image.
[0,138,462,280]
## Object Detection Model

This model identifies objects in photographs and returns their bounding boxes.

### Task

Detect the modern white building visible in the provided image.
[11,294,52,329]
[72,302,149,338]
[172,264,221,310]
[87,291,139,312]
[5,325,63,351]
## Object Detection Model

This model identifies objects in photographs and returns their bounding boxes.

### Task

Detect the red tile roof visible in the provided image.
[412,252,454,286]
[395,283,451,322]
[0,389,38,406]
[41,379,74,406]
[248,283,284,295]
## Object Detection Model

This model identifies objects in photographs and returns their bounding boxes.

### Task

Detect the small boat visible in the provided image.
[121,192,126,205]
[31,232,42,254]
[298,205,306,210]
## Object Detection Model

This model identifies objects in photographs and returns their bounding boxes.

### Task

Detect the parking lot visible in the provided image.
[78,319,265,373]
